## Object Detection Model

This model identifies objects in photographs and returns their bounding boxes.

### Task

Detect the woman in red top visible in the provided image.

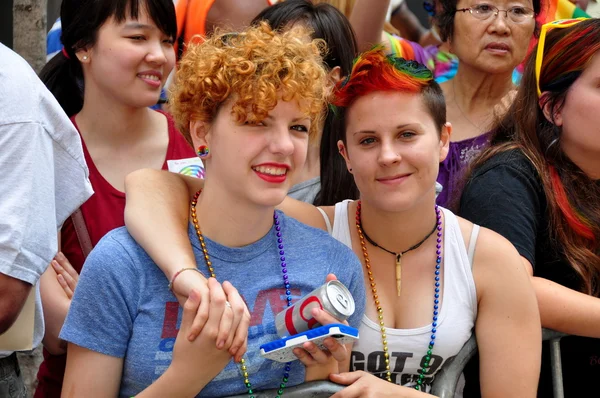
[35,0,196,396]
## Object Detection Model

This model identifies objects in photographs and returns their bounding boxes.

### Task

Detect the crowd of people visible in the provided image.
[1,0,598,397]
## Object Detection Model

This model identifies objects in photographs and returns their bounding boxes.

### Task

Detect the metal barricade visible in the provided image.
[227,329,568,397]
[227,381,344,398]
[430,328,568,398]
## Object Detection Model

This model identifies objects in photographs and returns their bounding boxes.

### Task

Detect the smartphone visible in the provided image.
[259,324,359,363]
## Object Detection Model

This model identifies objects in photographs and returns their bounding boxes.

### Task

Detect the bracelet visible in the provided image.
[168,268,204,291]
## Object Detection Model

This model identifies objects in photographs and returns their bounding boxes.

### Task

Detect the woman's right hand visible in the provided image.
[170,279,238,389]
[51,251,79,300]
[171,271,251,362]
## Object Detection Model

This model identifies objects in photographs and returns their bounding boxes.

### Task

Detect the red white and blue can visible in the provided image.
[275,280,355,337]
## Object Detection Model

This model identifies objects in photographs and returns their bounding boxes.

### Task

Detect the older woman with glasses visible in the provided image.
[350,0,539,208]
[460,18,600,396]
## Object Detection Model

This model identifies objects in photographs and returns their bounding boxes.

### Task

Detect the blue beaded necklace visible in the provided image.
[355,201,443,390]
[191,190,292,397]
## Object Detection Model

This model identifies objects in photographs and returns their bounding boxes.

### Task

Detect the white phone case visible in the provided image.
[260,324,359,363]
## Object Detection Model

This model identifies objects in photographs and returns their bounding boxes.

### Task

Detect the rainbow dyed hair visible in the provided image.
[332,47,433,106]
[331,47,446,136]
[538,19,600,97]
[549,166,595,241]
[536,19,600,243]
[466,19,600,296]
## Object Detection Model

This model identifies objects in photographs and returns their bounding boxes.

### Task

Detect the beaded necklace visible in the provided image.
[191,189,292,397]
[355,201,443,390]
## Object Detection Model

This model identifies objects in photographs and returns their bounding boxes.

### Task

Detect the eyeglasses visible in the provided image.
[456,4,536,23]
[535,18,588,97]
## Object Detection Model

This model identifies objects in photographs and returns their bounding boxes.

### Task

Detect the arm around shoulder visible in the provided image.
[124,169,202,283]
[277,196,331,231]
[471,227,541,398]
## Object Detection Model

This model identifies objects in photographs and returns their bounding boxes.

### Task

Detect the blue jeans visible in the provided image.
[0,353,27,398]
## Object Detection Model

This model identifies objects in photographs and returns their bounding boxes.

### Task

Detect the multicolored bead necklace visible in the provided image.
[191,189,292,397]
[355,201,443,390]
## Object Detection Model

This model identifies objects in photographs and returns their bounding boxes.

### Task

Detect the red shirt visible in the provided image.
[35,111,195,398]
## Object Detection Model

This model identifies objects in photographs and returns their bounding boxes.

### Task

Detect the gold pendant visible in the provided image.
[395,254,402,296]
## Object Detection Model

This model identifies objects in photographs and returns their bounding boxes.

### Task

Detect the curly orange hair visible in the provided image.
[169,22,329,145]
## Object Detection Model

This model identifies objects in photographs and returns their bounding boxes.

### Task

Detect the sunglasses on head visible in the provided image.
[535,18,588,97]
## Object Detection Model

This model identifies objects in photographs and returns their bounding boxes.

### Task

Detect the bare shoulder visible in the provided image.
[456,216,528,298]
[278,197,331,232]
[456,215,520,268]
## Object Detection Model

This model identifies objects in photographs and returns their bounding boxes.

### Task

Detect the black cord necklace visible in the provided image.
[359,217,438,296]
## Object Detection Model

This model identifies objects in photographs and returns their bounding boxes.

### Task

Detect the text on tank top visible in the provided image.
[326,200,478,391]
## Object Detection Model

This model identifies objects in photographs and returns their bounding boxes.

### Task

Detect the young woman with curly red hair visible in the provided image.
[58,23,366,397]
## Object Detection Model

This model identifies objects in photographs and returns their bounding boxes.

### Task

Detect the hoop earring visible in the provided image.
[196,145,210,158]
[548,125,561,149]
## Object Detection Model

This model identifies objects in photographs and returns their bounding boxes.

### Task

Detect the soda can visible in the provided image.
[275,280,355,337]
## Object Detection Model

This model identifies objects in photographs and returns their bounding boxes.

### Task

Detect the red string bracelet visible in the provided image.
[168,268,204,291]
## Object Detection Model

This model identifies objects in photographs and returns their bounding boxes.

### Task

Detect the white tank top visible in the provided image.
[321,200,478,392]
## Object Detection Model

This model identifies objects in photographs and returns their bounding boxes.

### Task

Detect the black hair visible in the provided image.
[39,0,176,117]
[252,0,357,76]
[422,82,447,135]
[435,0,541,42]
[252,0,360,205]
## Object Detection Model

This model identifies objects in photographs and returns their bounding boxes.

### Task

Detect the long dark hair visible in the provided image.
[39,0,176,117]
[252,0,360,205]
[466,19,600,296]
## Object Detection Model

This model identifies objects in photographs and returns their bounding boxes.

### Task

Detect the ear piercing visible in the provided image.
[196,145,210,158]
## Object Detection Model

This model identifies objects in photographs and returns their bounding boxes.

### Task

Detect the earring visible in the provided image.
[80,55,88,61]
[196,145,210,158]
[349,168,353,172]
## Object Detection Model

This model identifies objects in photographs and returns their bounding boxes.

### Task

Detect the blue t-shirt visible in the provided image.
[60,211,366,397]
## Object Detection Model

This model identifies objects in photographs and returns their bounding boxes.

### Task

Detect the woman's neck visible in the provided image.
[443,64,514,141]
[358,195,439,254]
[77,84,158,146]
[565,146,600,180]
[195,180,276,247]
[452,64,514,112]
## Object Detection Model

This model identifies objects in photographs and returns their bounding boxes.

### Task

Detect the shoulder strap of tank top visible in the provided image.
[467,225,480,269]
[71,208,93,259]
[316,207,332,234]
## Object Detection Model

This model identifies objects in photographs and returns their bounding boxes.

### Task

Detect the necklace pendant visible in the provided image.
[395,254,402,297]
